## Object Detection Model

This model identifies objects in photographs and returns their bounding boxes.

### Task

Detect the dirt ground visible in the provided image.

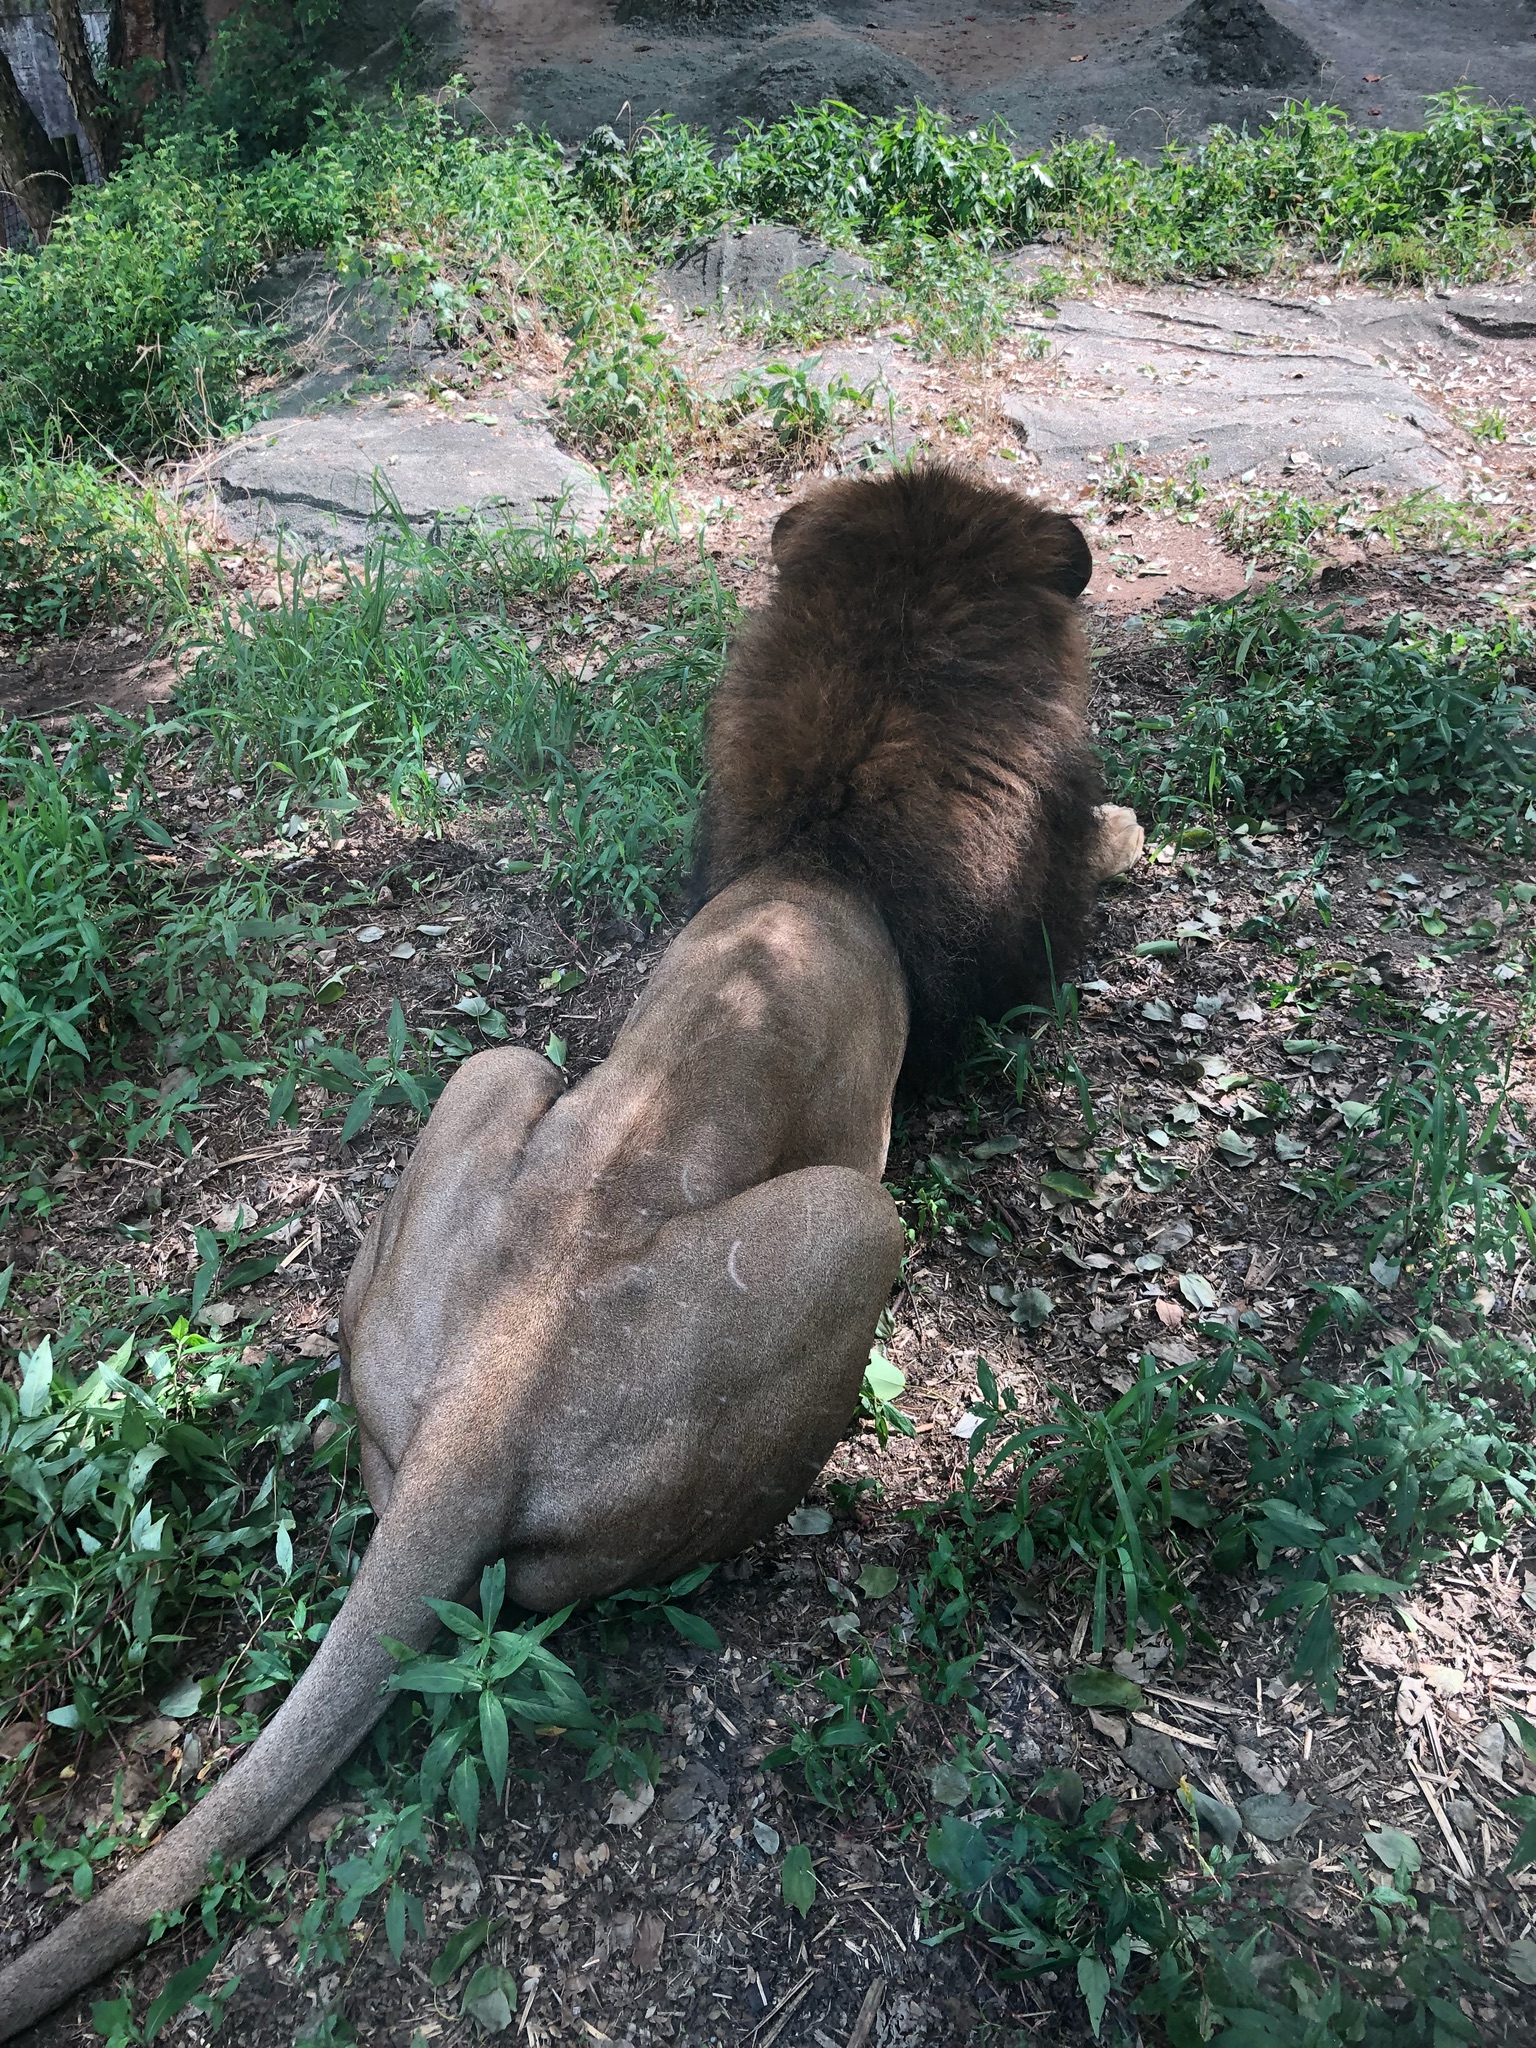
[5,408,1536,2042]
[453,0,1536,153]
[8,69,1536,2047]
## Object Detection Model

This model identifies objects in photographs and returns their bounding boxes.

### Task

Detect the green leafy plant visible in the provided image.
[968,1355,1213,1657]
[860,1346,916,1444]
[559,302,697,469]
[593,1563,723,1654]
[731,358,879,456]
[0,722,331,1102]
[1309,1000,1535,1304]
[381,1560,597,1840]
[0,457,194,636]
[1213,1348,1536,1704]
[766,1652,905,1813]
[1155,591,1536,849]
[0,1323,361,1743]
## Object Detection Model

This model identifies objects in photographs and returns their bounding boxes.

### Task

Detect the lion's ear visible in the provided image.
[770,499,813,563]
[1034,511,1093,599]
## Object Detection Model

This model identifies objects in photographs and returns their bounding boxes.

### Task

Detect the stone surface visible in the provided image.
[186,400,605,553]
[664,226,877,316]
[241,252,440,417]
[1005,287,1461,489]
[1442,286,1536,340]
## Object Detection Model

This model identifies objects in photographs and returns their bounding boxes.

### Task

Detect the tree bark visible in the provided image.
[108,0,168,126]
[109,0,167,73]
[47,0,115,174]
[0,42,70,241]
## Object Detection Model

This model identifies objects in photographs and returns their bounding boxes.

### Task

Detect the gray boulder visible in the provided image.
[241,252,439,418]
[664,226,877,316]
[187,399,605,554]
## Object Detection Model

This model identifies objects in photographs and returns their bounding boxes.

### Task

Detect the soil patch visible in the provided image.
[456,0,1536,156]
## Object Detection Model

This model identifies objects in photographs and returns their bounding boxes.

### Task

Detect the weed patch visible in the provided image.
[1111,591,1536,850]
[0,724,331,1103]
[0,458,193,638]
[0,1322,361,1756]
[182,518,734,924]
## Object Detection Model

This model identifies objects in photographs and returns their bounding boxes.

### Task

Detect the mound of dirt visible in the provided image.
[716,29,939,127]
[1170,0,1319,89]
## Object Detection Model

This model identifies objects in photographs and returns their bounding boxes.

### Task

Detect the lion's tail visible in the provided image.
[0,1404,499,2041]
[688,465,1105,1077]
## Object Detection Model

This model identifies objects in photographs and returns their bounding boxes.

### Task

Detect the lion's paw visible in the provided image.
[1094,803,1145,877]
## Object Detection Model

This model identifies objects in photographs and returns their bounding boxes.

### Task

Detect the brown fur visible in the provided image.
[690,464,1106,1081]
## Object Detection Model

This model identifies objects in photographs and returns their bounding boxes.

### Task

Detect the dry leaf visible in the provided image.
[306,1804,345,1844]
[1088,1709,1128,1747]
[1395,1675,1430,1728]
[1154,1298,1184,1329]
[607,1779,656,1828]
[128,1718,181,1755]
[1472,1722,1507,1779]
[634,1911,666,1972]
[1234,1745,1288,1795]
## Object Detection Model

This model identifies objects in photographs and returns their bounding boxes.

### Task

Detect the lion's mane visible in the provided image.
[688,464,1105,1081]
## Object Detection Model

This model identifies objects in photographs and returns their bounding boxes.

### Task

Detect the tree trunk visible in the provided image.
[47,0,115,175]
[108,0,167,128]
[0,41,70,241]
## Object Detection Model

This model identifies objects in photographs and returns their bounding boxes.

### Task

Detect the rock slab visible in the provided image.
[189,402,605,553]
[664,226,877,315]
[241,252,440,418]
[1006,287,1461,490]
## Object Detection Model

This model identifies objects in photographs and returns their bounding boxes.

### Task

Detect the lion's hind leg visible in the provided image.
[505,1165,905,1610]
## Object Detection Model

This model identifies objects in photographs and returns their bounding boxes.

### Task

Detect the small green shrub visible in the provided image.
[1309,1002,1535,1304]
[735,264,885,349]
[165,0,345,162]
[0,457,191,636]
[881,231,1021,360]
[0,725,328,1099]
[1153,592,1536,848]
[558,303,697,466]
[729,357,880,455]
[571,118,725,250]
[0,1323,361,1743]
[764,1652,904,1813]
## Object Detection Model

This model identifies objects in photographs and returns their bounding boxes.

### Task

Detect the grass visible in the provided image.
[182,512,734,922]
[747,1318,1528,2041]
[1308,998,1536,1309]
[0,1322,360,1759]
[0,721,335,1104]
[1213,483,1526,577]
[1101,589,1536,851]
[0,458,195,638]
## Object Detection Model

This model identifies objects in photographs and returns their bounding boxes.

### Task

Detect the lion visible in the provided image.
[0,465,1141,2037]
